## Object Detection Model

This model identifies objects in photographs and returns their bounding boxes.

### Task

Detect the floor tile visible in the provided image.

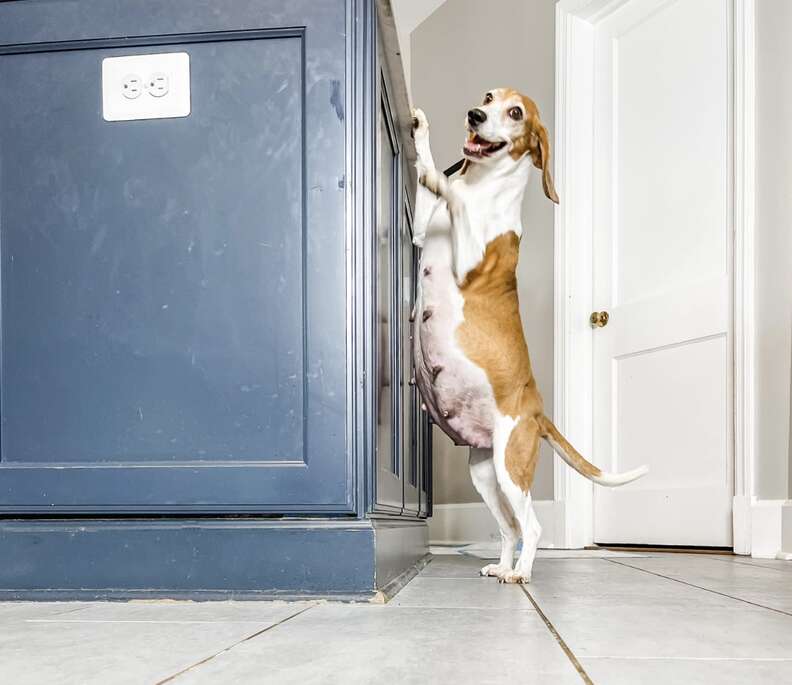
[527,558,717,607]
[541,600,792,659]
[579,657,792,685]
[526,560,792,659]
[706,555,792,573]
[611,555,792,614]
[388,576,529,609]
[32,600,315,624]
[419,556,486,578]
[0,602,91,623]
[0,603,309,685]
[175,604,583,685]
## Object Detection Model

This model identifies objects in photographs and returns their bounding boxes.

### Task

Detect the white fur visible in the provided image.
[469,447,520,577]
[412,104,543,581]
[491,415,542,583]
[411,108,509,447]
[411,99,645,583]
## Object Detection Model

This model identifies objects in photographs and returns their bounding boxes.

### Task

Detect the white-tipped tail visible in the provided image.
[538,415,649,488]
[589,465,649,487]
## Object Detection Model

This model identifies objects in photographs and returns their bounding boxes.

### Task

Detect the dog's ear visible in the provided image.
[529,121,559,204]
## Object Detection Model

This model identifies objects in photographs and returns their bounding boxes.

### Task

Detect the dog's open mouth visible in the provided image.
[463,134,507,158]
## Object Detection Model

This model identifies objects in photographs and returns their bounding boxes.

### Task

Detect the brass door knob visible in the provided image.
[590,311,609,328]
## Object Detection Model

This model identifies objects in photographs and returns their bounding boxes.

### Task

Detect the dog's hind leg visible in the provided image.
[491,415,543,584]
[469,448,520,578]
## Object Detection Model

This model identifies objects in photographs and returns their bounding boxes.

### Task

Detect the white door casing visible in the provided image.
[554,0,756,549]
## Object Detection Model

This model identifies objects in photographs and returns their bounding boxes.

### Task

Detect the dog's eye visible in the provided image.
[483,93,493,104]
[508,107,523,121]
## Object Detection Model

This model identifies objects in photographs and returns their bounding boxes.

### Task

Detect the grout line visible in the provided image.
[519,585,595,685]
[605,559,792,618]
[697,555,792,574]
[154,604,315,684]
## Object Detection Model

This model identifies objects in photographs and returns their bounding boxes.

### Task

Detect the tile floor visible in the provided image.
[2,550,792,684]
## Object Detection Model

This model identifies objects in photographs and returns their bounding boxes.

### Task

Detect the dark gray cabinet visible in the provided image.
[0,0,429,599]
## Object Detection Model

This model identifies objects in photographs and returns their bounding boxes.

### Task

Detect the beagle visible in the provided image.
[411,88,647,584]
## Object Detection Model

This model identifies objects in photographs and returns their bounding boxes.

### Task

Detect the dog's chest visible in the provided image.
[413,231,497,448]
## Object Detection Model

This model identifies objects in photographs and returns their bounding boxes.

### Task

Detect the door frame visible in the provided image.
[552,0,756,551]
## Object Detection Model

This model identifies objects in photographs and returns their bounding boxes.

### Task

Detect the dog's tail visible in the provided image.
[538,414,648,487]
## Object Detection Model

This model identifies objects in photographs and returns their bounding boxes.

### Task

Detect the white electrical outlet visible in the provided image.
[147,72,169,98]
[102,53,190,122]
[121,74,143,99]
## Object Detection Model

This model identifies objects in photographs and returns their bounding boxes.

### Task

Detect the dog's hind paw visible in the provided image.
[497,570,531,585]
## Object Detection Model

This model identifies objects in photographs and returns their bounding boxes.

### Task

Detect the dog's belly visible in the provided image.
[413,237,496,449]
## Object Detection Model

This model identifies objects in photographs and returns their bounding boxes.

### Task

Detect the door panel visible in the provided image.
[592,0,732,545]
[374,91,403,513]
[373,54,428,517]
[613,0,728,306]
[2,40,304,466]
[403,206,420,515]
[0,1,349,512]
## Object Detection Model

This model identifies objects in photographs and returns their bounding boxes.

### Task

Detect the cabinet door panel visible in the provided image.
[0,1,349,513]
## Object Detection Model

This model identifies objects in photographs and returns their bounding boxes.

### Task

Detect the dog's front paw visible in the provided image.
[411,107,429,140]
[480,563,512,579]
[498,570,531,585]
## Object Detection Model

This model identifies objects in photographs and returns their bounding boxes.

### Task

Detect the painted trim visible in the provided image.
[346,0,364,517]
[428,500,559,549]
[750,500,792,559]
[731,0,757,555]
[0,518,378,600]
[553,1,597,549]
[553,0,756,549]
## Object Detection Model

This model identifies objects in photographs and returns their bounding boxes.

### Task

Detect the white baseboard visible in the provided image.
[429,498,792,559]
[750,499,792,559]
[732,494,752,555]
[429,500,559,549]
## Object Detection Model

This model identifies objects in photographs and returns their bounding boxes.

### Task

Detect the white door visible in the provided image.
[591,0,732,546]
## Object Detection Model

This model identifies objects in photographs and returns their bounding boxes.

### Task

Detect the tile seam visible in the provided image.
[519,584,596,685]
[605,559,792,618]
[154,604,316,684]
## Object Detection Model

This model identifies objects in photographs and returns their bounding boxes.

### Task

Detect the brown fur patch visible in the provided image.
[504,416,542,492]
[456,231,544,491]
[539,415,602,479]
[501,91,558,204]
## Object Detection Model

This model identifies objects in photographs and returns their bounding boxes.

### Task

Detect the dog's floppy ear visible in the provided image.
[529,121,559,204]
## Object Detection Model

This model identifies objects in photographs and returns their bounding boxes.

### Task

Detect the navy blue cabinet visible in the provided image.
[0,0,429,598]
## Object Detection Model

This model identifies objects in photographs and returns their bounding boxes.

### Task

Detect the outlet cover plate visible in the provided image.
[102,52,190,122]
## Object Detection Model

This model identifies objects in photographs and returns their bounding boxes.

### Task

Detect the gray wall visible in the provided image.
[411,0,556,503]
[402,0,792,509]
[755,0,792,500]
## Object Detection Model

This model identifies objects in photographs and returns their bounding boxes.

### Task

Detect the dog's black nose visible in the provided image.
[467,108,487,127]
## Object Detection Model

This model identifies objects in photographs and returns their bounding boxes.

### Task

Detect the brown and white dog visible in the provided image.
[411,88,647,584]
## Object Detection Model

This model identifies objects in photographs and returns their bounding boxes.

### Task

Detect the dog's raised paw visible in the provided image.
[411,108,429,138]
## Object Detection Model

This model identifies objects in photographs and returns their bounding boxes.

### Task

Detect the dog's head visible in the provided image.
[462,88,558,203]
